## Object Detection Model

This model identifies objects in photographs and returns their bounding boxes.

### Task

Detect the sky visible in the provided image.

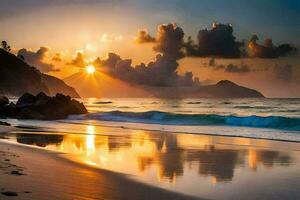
[1,0,300,97]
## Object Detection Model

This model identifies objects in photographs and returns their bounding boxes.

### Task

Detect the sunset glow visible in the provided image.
[86,65,96,74]
[1,1,299,200]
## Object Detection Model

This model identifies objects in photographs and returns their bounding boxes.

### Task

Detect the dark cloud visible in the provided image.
[273,64,293,81]
[135,30,156,43]
[248,35,297,58]
[215,63,251,73]
[136,24,185,59]
[93,53,199,87]
[17,47,58,72]
[136,23,297,60]
[153,23,185,59]
[185,23,244,58]
[207,58,251,73]
[67,52,86,68]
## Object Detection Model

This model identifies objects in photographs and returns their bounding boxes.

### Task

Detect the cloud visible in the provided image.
[215,63,251,73]
[67,52,87,68]
[153,23,185,59]
[207,58,251,73]
[273,64,293,81]
[17,47,58,72]
[52,53,62,62]
[123,23,196,86]
[93,53,199,87]
[135,30,156,43]
[136,23,185,59]
[137,23,297,60]
[248,35,297,58]
[100,34,123,43]
[185,23,244,58]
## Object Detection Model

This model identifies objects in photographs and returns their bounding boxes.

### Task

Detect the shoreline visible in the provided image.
[3,118,300,143]
[57,120,300,143]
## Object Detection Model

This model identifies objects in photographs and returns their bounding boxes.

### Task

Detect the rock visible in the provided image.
[1,191,18,196]
[0,121,10,126]
[16,93,36,108]
[1,93,87,120]
[11,170,24,175]
[0,103,18,117]
[34,92,51,108]
[18,108,45,120]
[0,96,9,106]
[16,93,87,120]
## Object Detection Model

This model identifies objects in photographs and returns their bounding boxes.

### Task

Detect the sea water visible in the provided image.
[3,98,300,199]
[64,98,300,142]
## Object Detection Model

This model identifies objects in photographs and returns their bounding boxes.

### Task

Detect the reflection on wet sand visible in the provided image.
[13,125,294,185]
[16,133,64,147]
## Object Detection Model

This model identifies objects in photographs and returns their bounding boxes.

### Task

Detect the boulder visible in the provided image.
[34,92,51,108]
[0,96,9,106]
[0,121,10,126]
[0,92,87,120]
[17,108,45,120]
[16,93,36,108]
[15,93,88,120]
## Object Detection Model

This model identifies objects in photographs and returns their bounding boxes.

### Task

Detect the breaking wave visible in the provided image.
[69,111,300,131]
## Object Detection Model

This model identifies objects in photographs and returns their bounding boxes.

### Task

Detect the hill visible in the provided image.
[0,49,79,97]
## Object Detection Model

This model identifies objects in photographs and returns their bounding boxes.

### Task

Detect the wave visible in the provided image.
[68,111,300,131]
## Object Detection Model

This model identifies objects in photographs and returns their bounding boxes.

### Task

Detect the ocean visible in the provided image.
[6,97,300,142]
[67,98,300,142]
[2,98,300,199]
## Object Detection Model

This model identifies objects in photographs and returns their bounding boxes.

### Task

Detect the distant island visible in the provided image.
[0,49,264,98]
[143,80,264,98]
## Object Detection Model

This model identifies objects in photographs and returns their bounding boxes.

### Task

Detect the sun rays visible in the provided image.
[86,65,96,74]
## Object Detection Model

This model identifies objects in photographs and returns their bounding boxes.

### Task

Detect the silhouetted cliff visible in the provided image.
[0,49,79,97]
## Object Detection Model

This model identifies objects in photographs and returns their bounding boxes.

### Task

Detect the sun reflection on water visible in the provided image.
[86,125,95,155]
[13,125,295,187]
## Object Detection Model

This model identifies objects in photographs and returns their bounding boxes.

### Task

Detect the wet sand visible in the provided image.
[0,139,201,199]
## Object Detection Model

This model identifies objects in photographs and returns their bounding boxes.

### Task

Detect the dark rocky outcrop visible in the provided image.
[0,121,10,126]
[0,49,79,97]
[0,96,9,106]
[0,92,87,120]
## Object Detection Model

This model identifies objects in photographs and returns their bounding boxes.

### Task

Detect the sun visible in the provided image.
[86,65,96,74]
